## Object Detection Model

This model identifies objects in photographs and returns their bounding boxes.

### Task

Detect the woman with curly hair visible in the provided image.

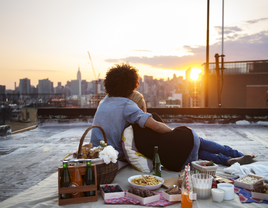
[91,63,173,159]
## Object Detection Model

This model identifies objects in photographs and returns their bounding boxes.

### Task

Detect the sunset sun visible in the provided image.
[190,67,202,81]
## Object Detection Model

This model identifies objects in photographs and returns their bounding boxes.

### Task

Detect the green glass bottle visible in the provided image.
[83,159,95,196]
[153,146,161,177]
[60,161,72,199]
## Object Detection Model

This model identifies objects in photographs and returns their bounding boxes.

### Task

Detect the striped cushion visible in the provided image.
[121,126,153,173]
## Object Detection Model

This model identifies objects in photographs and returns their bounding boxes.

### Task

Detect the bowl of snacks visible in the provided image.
[234,174,264,190]
[128,175,164,190]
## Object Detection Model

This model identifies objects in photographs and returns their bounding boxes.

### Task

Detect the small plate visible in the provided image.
[128,175,164,190]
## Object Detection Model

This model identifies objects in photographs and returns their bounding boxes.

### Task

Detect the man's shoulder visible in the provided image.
[105,96,134,105]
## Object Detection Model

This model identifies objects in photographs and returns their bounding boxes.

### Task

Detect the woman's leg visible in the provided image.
[198,150,230,166]
[199,138,244,158]
[198,138,245,166]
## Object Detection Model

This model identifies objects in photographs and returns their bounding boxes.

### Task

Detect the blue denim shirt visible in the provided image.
[91,95,152,158]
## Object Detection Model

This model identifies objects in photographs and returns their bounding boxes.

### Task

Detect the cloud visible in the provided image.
[105,55,203,69]
[22,69,59,72]
[246,18,268,24]
[133,50,152,52]
[214,26,242,35]
[105,30,268,70]
[185,31,268,61]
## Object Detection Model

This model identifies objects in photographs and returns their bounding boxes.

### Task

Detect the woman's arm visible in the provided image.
[144,117,173,134]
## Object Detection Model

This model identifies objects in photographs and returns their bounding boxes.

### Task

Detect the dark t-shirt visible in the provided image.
[133,116,194,171]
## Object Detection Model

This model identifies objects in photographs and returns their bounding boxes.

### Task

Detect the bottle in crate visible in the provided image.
[83,159,95,196]
[60,161,72,199]
[70,160,83,198]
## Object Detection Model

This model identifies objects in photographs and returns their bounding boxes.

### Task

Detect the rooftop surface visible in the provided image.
[0,120,268,207]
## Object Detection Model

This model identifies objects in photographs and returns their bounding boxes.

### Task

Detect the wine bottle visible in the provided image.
[153,146,161,177]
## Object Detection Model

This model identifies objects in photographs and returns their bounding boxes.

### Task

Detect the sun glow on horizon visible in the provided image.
[190,67,202,81]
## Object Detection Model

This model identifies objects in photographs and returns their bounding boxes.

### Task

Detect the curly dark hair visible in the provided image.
[104,63,139,97]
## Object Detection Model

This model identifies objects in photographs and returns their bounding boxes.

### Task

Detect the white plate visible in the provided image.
[128,175,164,190]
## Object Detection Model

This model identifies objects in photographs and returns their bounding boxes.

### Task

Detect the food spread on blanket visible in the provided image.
[131,175,162,186]
[128,187,155,197]
[253,180,268,194]
[236,176,260,184]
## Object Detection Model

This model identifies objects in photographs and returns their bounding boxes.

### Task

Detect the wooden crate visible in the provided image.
[58,164,98,205]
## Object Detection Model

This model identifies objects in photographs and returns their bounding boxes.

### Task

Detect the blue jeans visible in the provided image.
[182,130,200,169]
[182,130,244,169]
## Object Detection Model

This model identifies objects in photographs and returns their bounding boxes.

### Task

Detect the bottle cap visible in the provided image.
[63,161,68,168]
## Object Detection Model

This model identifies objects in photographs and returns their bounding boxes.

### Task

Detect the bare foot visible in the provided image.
[228,155,254,166]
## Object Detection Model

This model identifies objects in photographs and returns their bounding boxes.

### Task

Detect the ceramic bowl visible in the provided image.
[128,175,164,190]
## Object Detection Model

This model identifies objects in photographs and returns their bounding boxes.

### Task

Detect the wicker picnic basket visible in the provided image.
[191,160,218,176]
[77,125,118,187]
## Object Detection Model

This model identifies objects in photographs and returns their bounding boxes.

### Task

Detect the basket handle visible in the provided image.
[77,125,107,159]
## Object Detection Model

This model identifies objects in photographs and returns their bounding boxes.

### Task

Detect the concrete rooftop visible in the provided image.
[0,120,268,205]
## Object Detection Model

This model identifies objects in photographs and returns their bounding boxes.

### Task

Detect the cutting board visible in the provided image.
[162,177,179,189]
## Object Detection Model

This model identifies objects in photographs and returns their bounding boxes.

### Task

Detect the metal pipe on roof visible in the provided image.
[205,0,210,107]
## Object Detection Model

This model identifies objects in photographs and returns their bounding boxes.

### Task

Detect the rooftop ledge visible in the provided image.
[37,107,268,125]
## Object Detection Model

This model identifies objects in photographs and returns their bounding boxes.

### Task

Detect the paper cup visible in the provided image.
[217,183,234,200]
[211,188,225,202]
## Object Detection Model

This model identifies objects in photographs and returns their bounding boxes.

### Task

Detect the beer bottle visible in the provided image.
[153,146,161,177]
[60,161,71,199]
[70,160,83,198]
[83,159,95,196]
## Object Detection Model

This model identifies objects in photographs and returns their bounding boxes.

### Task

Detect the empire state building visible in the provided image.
[77,66,81,80]
[70,66,82,96]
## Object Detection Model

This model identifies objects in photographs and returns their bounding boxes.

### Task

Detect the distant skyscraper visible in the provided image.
[144,75,153,94]
[81,80,88,95]
[38,78,53,94]
[0,85,5,94]
[71,80,81,96]
[77,66,81,80]
[19,78,31,94]
[55,82,64,94]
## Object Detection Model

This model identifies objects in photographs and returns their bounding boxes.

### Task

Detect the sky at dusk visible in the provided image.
[1,0,268,90]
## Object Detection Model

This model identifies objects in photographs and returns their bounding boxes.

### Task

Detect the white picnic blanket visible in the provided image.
[1,164,268,208]
[223,162,268,180]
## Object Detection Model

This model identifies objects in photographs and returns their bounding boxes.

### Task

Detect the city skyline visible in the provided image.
[5,67,187,91]
[1,0,268,90]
